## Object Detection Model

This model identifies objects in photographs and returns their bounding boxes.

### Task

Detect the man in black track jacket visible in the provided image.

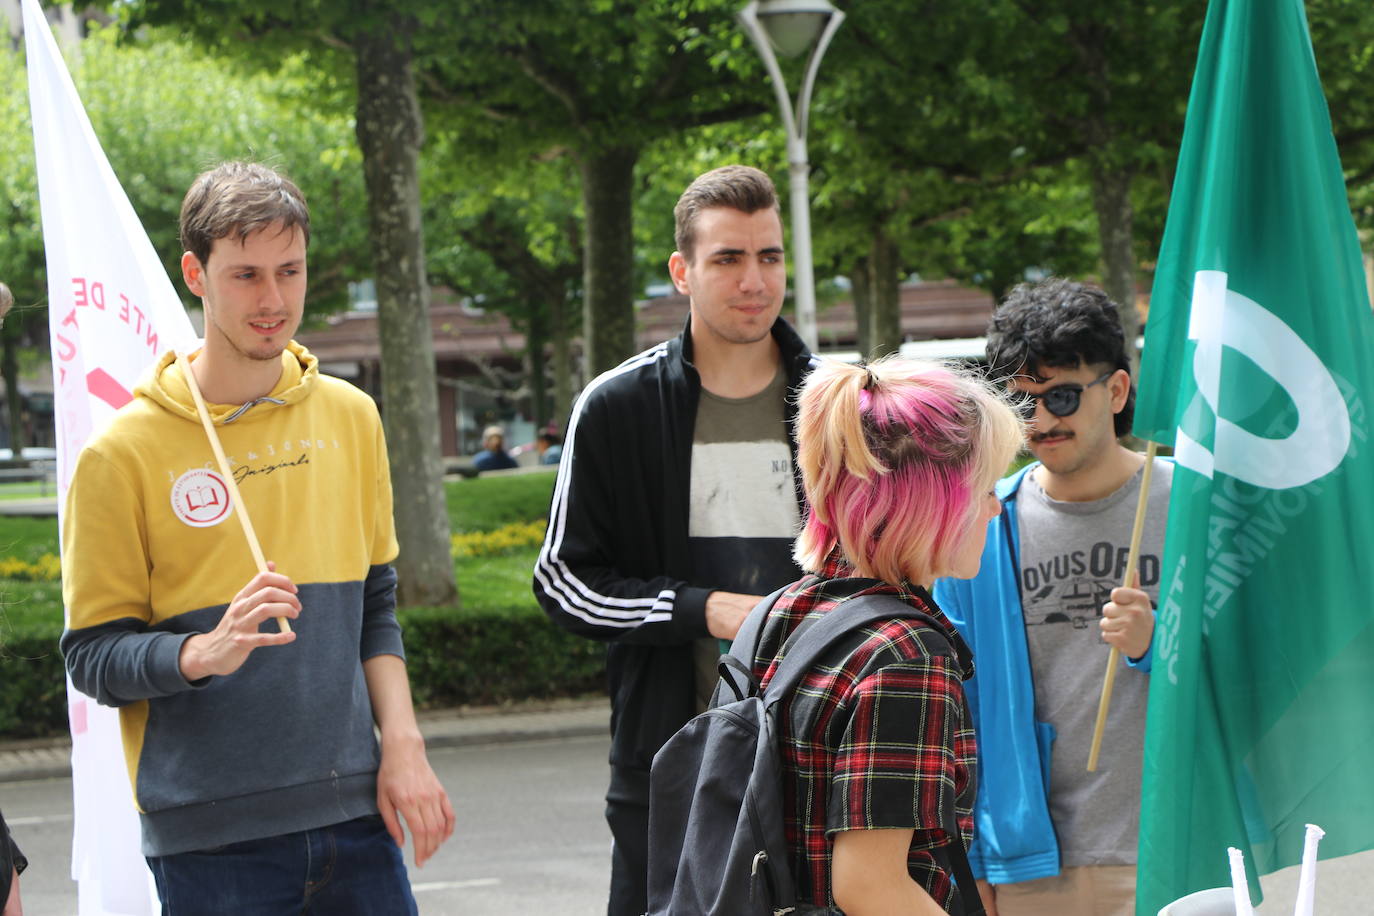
[533,165,815,916]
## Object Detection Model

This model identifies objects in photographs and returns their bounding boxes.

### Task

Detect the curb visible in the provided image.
[0,498,57,517]
[0,697,609,784]
[0,740,68,783]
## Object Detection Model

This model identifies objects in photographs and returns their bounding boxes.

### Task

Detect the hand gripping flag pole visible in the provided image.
[176,351,291,633]
[1086,439,1157,772]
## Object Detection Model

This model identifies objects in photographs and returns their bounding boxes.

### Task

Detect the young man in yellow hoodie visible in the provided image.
[61,162,453,914]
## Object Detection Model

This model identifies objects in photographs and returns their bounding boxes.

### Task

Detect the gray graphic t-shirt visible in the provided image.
[689,368,802,710]
[1017,459,1172,867]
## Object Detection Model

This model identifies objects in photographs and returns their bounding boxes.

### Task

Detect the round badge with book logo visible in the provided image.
[170,468,232,528]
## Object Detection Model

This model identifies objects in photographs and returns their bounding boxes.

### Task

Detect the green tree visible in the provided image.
[1309,0,1374,230]
[424,152,583,429]
[794,1,1196,356]
[1,23,366,449]
[796,0,1090,354]
[0,36,47,451]
[426,0,766,376]
[963,0,1198,346]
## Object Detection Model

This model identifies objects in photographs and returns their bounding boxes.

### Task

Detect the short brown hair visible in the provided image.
[179,162,311,267]
[673,165,779,263]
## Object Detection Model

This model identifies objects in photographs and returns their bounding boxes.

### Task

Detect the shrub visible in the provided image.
[399,602,604,708]
[0,553,62,582]
[0,602,604,740]
[451,519,547,558]
[0,471,586,738]
[0,617,68,738]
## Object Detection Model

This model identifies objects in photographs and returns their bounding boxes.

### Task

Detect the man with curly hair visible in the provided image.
[934,278,1173,915]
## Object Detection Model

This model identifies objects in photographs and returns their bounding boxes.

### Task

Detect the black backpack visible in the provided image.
[645,585,985,916]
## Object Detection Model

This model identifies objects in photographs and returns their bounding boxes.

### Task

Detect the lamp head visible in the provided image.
[753,0,840,58]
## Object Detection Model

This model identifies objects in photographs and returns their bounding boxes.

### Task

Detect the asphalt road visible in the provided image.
[4,727,1371,914]
[2,733,614,915]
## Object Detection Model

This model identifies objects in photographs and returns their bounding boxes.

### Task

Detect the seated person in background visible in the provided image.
[750,355,1022,914]
[473,424,518,471]
[535,429,563,466]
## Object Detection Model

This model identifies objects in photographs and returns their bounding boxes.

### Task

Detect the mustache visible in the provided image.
[1030,429,1075,444]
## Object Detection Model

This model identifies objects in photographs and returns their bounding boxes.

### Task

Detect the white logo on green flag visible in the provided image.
[1175,269,1350,488]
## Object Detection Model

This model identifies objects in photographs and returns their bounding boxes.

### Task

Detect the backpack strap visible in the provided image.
[942,798,986,916]
[714,584,792,705]
[763,592,935,701]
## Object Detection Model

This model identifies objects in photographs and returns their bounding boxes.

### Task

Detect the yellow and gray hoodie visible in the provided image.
[61,342,402,857]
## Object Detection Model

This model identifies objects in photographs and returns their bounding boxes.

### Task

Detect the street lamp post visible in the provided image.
[737,0,845,353]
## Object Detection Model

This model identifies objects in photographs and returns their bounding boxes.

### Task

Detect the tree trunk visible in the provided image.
[1089,159,1141,373]
[868,228,902,359]
[850,255,872,359]
[1,335,23,454]
[526,308,549,428]
[550,293,573,431]
[355,24,457,607]
[579,145,639,378]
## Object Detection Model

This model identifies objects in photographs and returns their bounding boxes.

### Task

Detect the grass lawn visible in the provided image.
[446,469,556,532]
[0,516,59,562]
[454,549,539,610]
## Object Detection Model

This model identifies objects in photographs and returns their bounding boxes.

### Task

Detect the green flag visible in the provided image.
[1134,0,1374,912]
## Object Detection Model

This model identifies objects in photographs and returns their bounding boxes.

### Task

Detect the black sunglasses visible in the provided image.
[1017,370,1115,421]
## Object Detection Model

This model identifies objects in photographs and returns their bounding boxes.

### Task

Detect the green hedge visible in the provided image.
[0,602,605,740]
[0,471,606,740]
[0,617,67,738]
[400,603,605,707]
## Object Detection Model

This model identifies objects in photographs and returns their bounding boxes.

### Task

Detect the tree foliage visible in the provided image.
[3,23,367,314]
[1308,0,1374,228]
[800,0,1197,354]
[422,0,768,375]
[423,149,583,427]
[2,21,365,447]
[15,0,1374,449]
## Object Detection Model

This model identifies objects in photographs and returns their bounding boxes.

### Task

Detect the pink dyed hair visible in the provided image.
[793,356,1023,585]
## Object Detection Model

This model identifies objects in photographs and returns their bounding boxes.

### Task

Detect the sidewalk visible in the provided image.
[0,696,610,783]
[0,497,56,517]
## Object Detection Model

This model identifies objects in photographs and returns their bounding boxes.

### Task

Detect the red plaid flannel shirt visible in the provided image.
[751,554,977,910]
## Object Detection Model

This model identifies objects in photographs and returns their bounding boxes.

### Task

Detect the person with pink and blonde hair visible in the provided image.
[744,355,1021,915]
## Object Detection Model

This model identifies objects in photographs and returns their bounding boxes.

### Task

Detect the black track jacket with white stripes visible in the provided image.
[533,316,814,770]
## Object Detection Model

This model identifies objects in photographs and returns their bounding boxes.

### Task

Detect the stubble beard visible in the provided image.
[702,306,777,347]
[722,325,773,346]
[206,310,294,365]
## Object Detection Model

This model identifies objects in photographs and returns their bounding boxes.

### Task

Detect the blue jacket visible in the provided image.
[932,463,1153,884]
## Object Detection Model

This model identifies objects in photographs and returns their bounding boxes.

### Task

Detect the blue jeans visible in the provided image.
[148,815,417,915]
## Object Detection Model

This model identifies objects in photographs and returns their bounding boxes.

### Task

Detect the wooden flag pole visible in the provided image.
[176,351,291,634]
[1086,439,1158,771]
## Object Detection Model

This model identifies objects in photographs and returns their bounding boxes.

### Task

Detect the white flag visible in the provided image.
[23,0,197,912]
